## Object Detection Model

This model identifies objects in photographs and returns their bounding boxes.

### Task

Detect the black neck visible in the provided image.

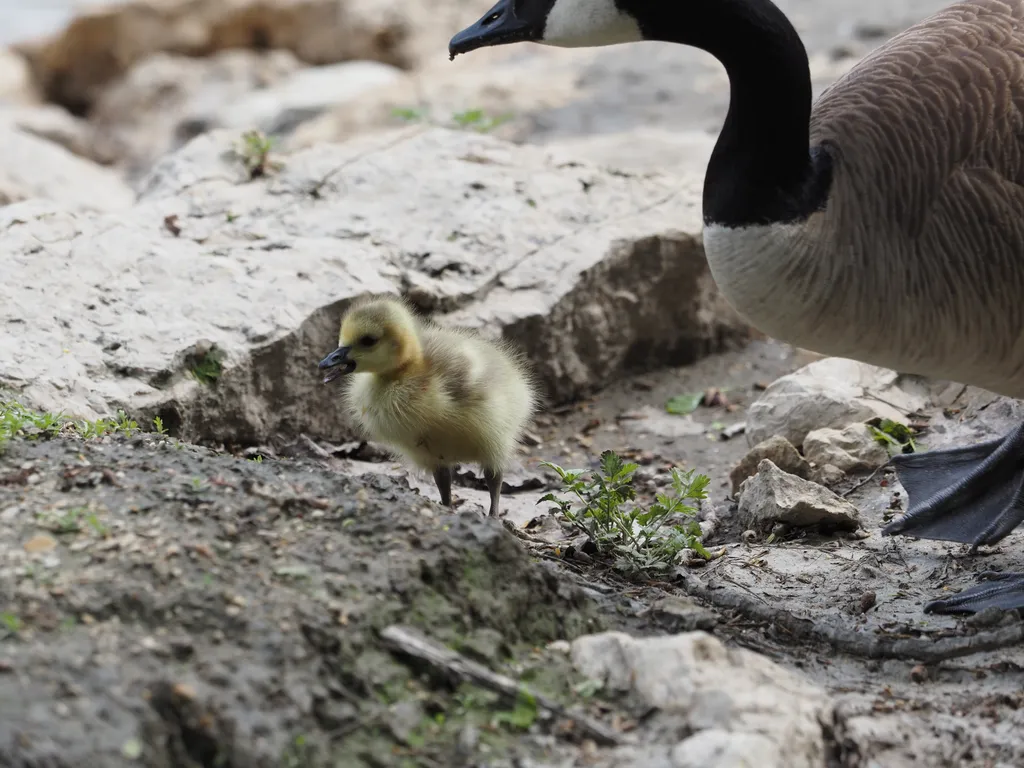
[624,0,833,227]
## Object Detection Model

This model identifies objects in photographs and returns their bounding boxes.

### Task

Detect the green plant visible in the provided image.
[152,416,167,435]
[451,108,513,133]
[1,399,141,452]
[491,688,538,731]
[237,130,281,179]
[868,417,918,454]
[540,450,710,574]
[0,612,22,635]
[189,349,223,385]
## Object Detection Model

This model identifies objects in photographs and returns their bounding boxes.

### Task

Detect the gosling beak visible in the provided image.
[448,0,541,60]
[318,346,356,383]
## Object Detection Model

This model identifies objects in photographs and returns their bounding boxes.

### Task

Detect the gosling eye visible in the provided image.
[358,335,378,348]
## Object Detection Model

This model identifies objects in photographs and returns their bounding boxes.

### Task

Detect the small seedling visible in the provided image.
[540,450,711,574]
[1,398,140,452]
[451,108,513,133]
[0,612,22,635]
[391,106,426,122]
[152,416,167,435]
[236,130,281,179]
[189,349,223,386]
[868,417,919,454]
[492,688,538,731]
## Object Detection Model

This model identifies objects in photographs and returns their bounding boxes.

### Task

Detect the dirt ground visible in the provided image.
[4,337,1024,768]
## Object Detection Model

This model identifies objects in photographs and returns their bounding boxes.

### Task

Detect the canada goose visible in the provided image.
[449,0,1024,615]
[318,295,538,517]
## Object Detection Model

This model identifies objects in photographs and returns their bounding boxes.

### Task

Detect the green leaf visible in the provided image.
[666,392,703,415]
[599,450,624,478]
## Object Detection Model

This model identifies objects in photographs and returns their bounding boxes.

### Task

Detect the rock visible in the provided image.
[214,60,405,137]
[810,463,847,488]
[0,48,38,105]
[803,422,890,473]
[621,406,707,439]
[290,46,595,150]
[569,631,832,768]
[89,50,303,182]
[13,0,494,115]
[0,126,748,445]
[0,123,132,211]
[745,357,932,449]
[0,103,110,164]
[729,435,810,496]
[737,459,860,531]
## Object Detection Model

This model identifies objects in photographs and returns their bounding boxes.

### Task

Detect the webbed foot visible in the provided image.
[925,571,1024,615]
[881,420,1024,548]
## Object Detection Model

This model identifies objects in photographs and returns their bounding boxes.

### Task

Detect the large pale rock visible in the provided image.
[569,631,833,768]
[0,123,132,211]
[738,459,861,531]
[0,103,109,164]
[803,422,890,473]
[14,0,494,115]
[290,46,596,150]
[0,48,38,105]
[89,49,303,181]
[213,60,404,137]
[746,357,932,449]
[0,126,748,445]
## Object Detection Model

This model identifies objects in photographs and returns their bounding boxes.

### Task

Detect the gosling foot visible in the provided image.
[925,571,1024,615]
[881,420,1024,548]
[483,468,503,517]
[433,466,453,507]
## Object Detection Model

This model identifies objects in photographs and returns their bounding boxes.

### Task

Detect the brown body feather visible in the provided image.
[708,0,1024,398]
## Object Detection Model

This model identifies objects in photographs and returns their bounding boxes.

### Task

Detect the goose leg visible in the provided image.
[483,468,503,517]
[433,466,453,507]
[881,420,1024,615]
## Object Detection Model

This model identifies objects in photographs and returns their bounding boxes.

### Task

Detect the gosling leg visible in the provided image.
[483,467,503,517]
[433,466,453,507]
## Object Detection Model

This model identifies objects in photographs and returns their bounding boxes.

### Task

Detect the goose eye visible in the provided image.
[358,335,378,347]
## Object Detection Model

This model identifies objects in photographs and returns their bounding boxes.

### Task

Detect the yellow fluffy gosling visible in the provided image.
[318,295,538,517]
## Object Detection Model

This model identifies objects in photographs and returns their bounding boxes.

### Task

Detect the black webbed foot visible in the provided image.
[924,571,1024,615]
[881,421,1024,548]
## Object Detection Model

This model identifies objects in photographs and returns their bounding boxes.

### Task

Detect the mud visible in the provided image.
[5,337,1024,767]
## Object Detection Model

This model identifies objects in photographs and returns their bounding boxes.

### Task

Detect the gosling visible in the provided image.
[318,295,538,517]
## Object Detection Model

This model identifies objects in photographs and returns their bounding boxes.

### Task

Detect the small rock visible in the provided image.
[811,463,847,488]
[569,631,831,767]
[646,596,719,632]
[803,423,889,473]
[738,459,860,532]
[909,665,929,683]
[622,406,706,438]
[730,435,810,496]
[746,357,930,448]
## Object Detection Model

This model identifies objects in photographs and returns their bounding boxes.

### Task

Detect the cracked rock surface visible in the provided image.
[0,126,748,445]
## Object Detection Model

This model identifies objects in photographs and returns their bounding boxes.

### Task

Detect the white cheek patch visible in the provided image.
[541,0,643,47]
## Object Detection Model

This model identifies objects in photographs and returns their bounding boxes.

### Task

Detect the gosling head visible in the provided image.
[319,297,422,383]
[448,0,645,59]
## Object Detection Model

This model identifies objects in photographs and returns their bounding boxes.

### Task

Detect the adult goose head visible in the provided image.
[450,0,1024,617]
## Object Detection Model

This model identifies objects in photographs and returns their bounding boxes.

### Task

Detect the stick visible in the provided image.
[676,572,1024,663]
[379,625,628,746]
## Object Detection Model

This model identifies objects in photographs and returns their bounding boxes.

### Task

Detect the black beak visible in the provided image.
[448,0,541,60]
[318,346,355,383]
